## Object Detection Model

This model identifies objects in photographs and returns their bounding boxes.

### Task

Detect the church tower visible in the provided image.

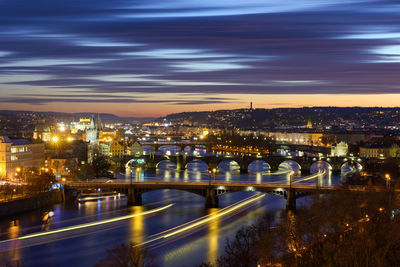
[86,115,100,163]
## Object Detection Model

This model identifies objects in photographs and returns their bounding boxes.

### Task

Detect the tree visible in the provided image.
[26,171,56,193]
[200,188,400,267]
[94,242,156,267]
[92,154,111,178]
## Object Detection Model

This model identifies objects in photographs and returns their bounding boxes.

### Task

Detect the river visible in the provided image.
[0,163,341,267]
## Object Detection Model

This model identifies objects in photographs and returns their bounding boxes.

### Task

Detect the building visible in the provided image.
[331,141,348,157]
[266,132,323,146]
[70,118,91,134]
[0,136,45,179]
[99,142,110,156]
[99,141,125,158]
[109,141,125,158]
[86,115,102,163]
[129,141,144,157]
[33,120,51,142]
[359,143,400,158]
[86,115,101,145]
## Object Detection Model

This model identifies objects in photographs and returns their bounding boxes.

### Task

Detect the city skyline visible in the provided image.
[2,0,400,116]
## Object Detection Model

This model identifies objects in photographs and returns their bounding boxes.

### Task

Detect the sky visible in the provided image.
[1,0,400,117]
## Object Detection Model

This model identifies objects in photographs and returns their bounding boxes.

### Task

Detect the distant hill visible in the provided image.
[0,110,155,123]
[159,107,400,130]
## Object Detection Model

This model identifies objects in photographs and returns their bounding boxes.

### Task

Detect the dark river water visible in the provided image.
[0,163,341,267]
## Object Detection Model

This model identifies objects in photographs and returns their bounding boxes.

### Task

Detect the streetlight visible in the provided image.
[136,167,141,182]
[212,168,217,183]
[51,136,59,143]
[385,174,391,189]
[289,171,294,190]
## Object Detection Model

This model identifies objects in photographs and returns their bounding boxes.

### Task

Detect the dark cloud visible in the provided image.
[1,0,400,106]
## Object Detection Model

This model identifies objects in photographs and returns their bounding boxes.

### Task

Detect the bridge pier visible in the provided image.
[127,188,142,206]
[240,167,248,174]
[286,189,296,211]
[205,187,219,209]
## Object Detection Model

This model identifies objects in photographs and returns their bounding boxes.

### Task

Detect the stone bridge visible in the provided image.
[124,154,367,174]
[62,181,381,210]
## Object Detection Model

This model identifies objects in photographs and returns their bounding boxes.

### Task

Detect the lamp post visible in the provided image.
[212,168,217,183]
[385,174,391,189]
[136,167,141,182]
[208,170,212,186]
[289,171,294,190]
[130,168,133,197]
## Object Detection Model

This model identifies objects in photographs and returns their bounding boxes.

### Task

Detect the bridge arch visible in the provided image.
[158,145,180,155]
[310,160,332,174]
[248,160,271,173]
[278,160,301,174]
[183,146,193,153]
[142,145,154,155]
[125,158,147,169]
[156,160,177,170]
[185,159,209,172]
[217,160,240,172]
[341,161,363,175]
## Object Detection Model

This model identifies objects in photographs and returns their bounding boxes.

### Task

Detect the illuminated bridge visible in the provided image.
[62,181,387,210]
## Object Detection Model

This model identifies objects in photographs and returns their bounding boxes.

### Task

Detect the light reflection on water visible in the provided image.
[130,206,144,245]
[0,169,342,267]
[207,208,219,264]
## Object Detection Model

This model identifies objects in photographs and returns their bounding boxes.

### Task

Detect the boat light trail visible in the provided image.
[294,170,326,183]
[1,204,173,243]
[162,194,264,239]
[134,194,265,248]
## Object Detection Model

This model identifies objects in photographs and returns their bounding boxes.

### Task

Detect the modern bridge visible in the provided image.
[61,181,390,210]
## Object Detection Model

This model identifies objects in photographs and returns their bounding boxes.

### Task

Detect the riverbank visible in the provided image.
[0,191,63,218]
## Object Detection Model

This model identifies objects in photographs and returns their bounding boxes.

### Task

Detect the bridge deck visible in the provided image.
[62,181,393,193]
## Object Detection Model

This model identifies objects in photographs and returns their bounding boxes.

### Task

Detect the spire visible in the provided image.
[90,115,95,129]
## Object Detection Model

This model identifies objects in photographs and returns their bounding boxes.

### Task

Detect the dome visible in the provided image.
[0,136,11,143]
[34,121,51,132]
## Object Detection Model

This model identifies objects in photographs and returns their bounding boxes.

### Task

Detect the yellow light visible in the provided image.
[58,125,66,132]
[162,194,265,239]
[212,168,217,173]
[16,204,173,241]
[67,137,74,142]
[51,136,59,143]
[16,167,21,172]
[62,178,66,181]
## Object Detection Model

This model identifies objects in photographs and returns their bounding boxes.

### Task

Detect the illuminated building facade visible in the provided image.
[70,118,91,134]
[129,141,144,157]
[0,136,45,179]
[86,115,102,163]
[331,141,348,157]
[33,120,51,142]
